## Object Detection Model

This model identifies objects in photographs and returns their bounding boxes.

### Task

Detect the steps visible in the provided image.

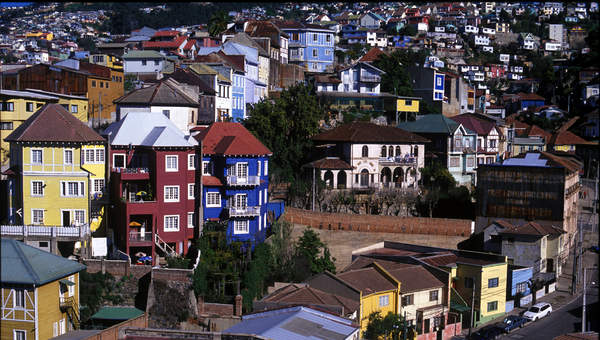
[154,233,176,257]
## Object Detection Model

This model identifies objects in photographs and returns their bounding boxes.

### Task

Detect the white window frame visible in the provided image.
[60,318,65,335]
[188,154,196,170]
[84,149,95,164]
[31,209,44,225]
[257,161,261,177]
[73,210,85,225]
[258,214,262,230]
[236,162,248,178]
[165,155,178,172]
[53,322,58,337]
[379,294,389,307]
[95,148,105,163]
[13,330,26,340]
[68,275,75,296]
[113,153,126,168]
[206,192,221,207]
[60,181,85,197]
[188,183,195,199]
[264,188,267,203]
[71,104,78,113]
[264,160,268,176]
[163,185,179,202]
[31,149,43,164]
[234,193,247,208]
[188,212,195,228]
[14,289,25,308]
[233,220,249,234]
[92,178,105,194]
[203,161,211,176]
[259,189,262,206]
[64,149,73,165]
[164,215,180,232]
[31,180,44,197]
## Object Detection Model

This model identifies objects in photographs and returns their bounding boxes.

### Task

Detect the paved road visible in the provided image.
[499,286,599,339]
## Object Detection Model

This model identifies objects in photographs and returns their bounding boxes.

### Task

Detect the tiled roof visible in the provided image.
[499,221,565,237]
[195,122,272,156]
[451,113,497,135]
[114,79,197,106]
[152,30,180,38]
[314,75,341,83]
[202,176,223,186]
[262,284,359,314]
[164,68,216,95]
[397,114,460,135]
[1,238,86,285]
[358,47,387,63]
[388,266,444,293]
[549,130,589,146]
[183,39,197,50]
[312,122,430,144]
[303,157,353,170]
[336,267,398,296]
[143,35,187,49]
[517,92,545,101]
[540,151,582,173]
[5,104,104,143]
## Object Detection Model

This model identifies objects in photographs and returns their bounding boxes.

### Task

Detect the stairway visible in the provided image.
[60,296,80,329]
[154,233,176,257]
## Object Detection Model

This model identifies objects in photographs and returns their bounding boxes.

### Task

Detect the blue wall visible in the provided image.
[508,266,533,297]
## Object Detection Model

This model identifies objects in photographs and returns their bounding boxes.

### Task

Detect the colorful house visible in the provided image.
[274,21,335,73]
[1,238,86,339]
[194,122,272,245]
[104,112,198,263]
[4,104,106,228]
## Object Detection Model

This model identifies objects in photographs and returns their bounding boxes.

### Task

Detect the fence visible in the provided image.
[283,208,472,236]
[1,224,90,237]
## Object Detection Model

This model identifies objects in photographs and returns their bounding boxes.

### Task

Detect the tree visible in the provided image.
[241,243,273,311]
[77,36,97,53]
[267,220,295,281]
[244,83,325,181]
[293,228,336,281]
[208,10,231,37]
[363,311,415,340]
[373,49,428,97]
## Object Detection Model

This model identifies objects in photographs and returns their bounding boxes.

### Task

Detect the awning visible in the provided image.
[450,302,470,313]
[59,279,75,286]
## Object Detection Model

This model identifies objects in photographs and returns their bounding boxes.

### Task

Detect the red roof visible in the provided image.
[517,92,545,101]
[143,36,187,49]
[152,30,180,38]
[451,114,497,135]
[358,47,387,63]
[202,176,223,186]
[549,130,590,146]
[194,122,272,156]
[183,39,196,50]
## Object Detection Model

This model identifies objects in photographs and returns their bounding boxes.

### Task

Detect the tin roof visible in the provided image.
[195,122,272,156]
[104,112,197,147]
[312,122,429,144]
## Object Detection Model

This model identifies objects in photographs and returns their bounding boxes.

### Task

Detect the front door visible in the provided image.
[62,211,71,227]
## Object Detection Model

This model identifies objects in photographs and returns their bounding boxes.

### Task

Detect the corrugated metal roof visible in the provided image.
[122,50,165,60]
[1,239,86,286]
[90,306,144,320]
[224,306,358,340]
[397,114,460,134]
[0,89,59,100]
[105,111,197,147]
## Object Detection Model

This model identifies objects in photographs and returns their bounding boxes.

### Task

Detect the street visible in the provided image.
[499,286,599,339]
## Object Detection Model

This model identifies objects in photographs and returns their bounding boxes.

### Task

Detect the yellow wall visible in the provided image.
[553,144,575,152]
[0,287,36,340]
[16,142,105,226]
[397,99,420,113]
[56,98,89,123]
[479,263,507,318]
[360,290,400,332]
[87,70,124,122]
[26,32,53,40]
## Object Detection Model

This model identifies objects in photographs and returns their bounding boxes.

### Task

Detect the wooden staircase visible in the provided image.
[154,233,176,257]
[60,296,80,329]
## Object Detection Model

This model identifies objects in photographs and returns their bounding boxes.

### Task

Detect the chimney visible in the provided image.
[234,295,243,316]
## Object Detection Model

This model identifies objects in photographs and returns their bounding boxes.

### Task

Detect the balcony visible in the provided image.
[129,231,153,243]
[1,224,90,238]
[112,167,150,180]
[360,74,381,83]
[379,156,417,166]
[227,176,260,186]
[228,206,261,217]
[289,53,304,61]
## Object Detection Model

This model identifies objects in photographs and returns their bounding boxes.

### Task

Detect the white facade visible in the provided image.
[522,39,536,50]
[123,58,165,74]
[474,35,490,45]
[499,54,510,63]
[548,24,564,44]
[366,31,388,48]
[545,42,562,51]
[482,45,494,53]
[465,25,479,34]
[482,27,496,35]
[119,105,198,134]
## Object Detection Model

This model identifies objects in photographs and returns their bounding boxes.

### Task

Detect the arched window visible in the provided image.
[362,145,369,157]
[396,146,401,156]
[381,146,387,158]
[388,146,394,157]
[414,145,419,157]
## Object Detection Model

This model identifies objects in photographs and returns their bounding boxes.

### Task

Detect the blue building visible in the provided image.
[275,21,335,73]
[195,122,272,245]
[341,24,367,45]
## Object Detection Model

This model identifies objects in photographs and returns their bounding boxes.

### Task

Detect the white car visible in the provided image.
[523,302,552,321]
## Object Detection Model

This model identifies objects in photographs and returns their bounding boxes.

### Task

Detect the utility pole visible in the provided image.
[582,267,587,333]
[312,167,315,211]
[468,282,476,338]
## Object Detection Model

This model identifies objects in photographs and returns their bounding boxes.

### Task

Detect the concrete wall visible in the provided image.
[83,259,152,279]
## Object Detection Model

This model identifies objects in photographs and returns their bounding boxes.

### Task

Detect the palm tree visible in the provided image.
[208,10,231,38]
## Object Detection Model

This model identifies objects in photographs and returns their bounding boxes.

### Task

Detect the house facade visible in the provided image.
[194,122,272,245]
[451,114,502,165]
[122,50,167,75]
[276,21,335,73]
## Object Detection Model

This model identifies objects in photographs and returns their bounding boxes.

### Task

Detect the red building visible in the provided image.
[104,111,199,264]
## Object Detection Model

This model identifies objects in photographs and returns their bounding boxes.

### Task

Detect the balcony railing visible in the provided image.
[227,176,260,186]
[112,167,150,174]
[379,156,417,165]
[360,74,381,82]
[1,224,90,237]
[228,206,261,217]
[129,231,153,242]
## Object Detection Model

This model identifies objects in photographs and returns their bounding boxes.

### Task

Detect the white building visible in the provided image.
[474,35,490,46]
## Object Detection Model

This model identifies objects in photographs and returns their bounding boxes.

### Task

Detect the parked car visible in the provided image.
[469,324,504,340]
[523,302,552,321]
[494,315,528,333]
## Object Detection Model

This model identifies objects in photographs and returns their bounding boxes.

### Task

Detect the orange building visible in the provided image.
[79,61,124,125]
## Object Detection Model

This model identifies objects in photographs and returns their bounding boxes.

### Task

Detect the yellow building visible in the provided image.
[25,31,53,40]
[1,90,88,168]
[1,238,86,340]
[396,96,421,123]
[89,54,123,70]
[4,104,106,227]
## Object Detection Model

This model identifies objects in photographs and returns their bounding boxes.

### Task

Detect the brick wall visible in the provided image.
[83,314,147,340]
[283,208,471,237]
[83,259,152,279]
[151,268,193,283]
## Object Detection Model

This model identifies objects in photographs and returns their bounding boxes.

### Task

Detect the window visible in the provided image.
[164,186,179,202]
[362,145,369,157]
[235,194,247,208]
[206,192,221,207]
[71,104,78,113]
[234,220,249,234]
[64,149,73,165]
[32,209,44,225]
[31,181,44,196]
[402,294,414,306]
[14,330,26,340]
[259,189,262,206]
[113,154,125,168]
[4,102,15,111]
[326,34,331,42]
[467,156,475,167]
[96,149,104,163]
[0,122,13,130]
[163,109,170,118]
[449,156,460,167]
[85,149,94,163]
[188,154,196,170]
[60,319,65,335]
[292,33,299,41]
[465,277,474,288]
[154,60,159,66]
[429,290,439,301]
[203,161,211,175]
[489,139,496,148]
[53,322,58,337]
[264,188,267,203]
[164,215,180,231]
[455,138,462,148]
[14,289,25,308]
[68,275,75,296]
[165,155,178,172]
[92,80,97,87]
[405,100,412,106]
[26,102,34,112]
[61,181,85,197]
[188,212,195,228]
[92,179,105,194]
[257,161,261,177]
[264,160,268,176]
[488,277,499,288]
[516,282,527,294]
[487,301,498,312]
[188,183,195,199]
[312,49,318,57]
[142,60,147,66]
[31,149,43,164]
[236,162,248,178]
[100,82,104,88]
[379,294,389,307]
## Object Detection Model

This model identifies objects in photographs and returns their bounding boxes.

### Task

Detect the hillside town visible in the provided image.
[0,2,599,340]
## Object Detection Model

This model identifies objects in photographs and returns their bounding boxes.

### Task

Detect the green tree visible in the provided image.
[208,10,231,37]
[244,83,325,181]
[293,228,336,281]
[373,49,428,96]
[241,243,273,311]
[363,311,415,340]
[268,220,295,281]
[77,36,97,53]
